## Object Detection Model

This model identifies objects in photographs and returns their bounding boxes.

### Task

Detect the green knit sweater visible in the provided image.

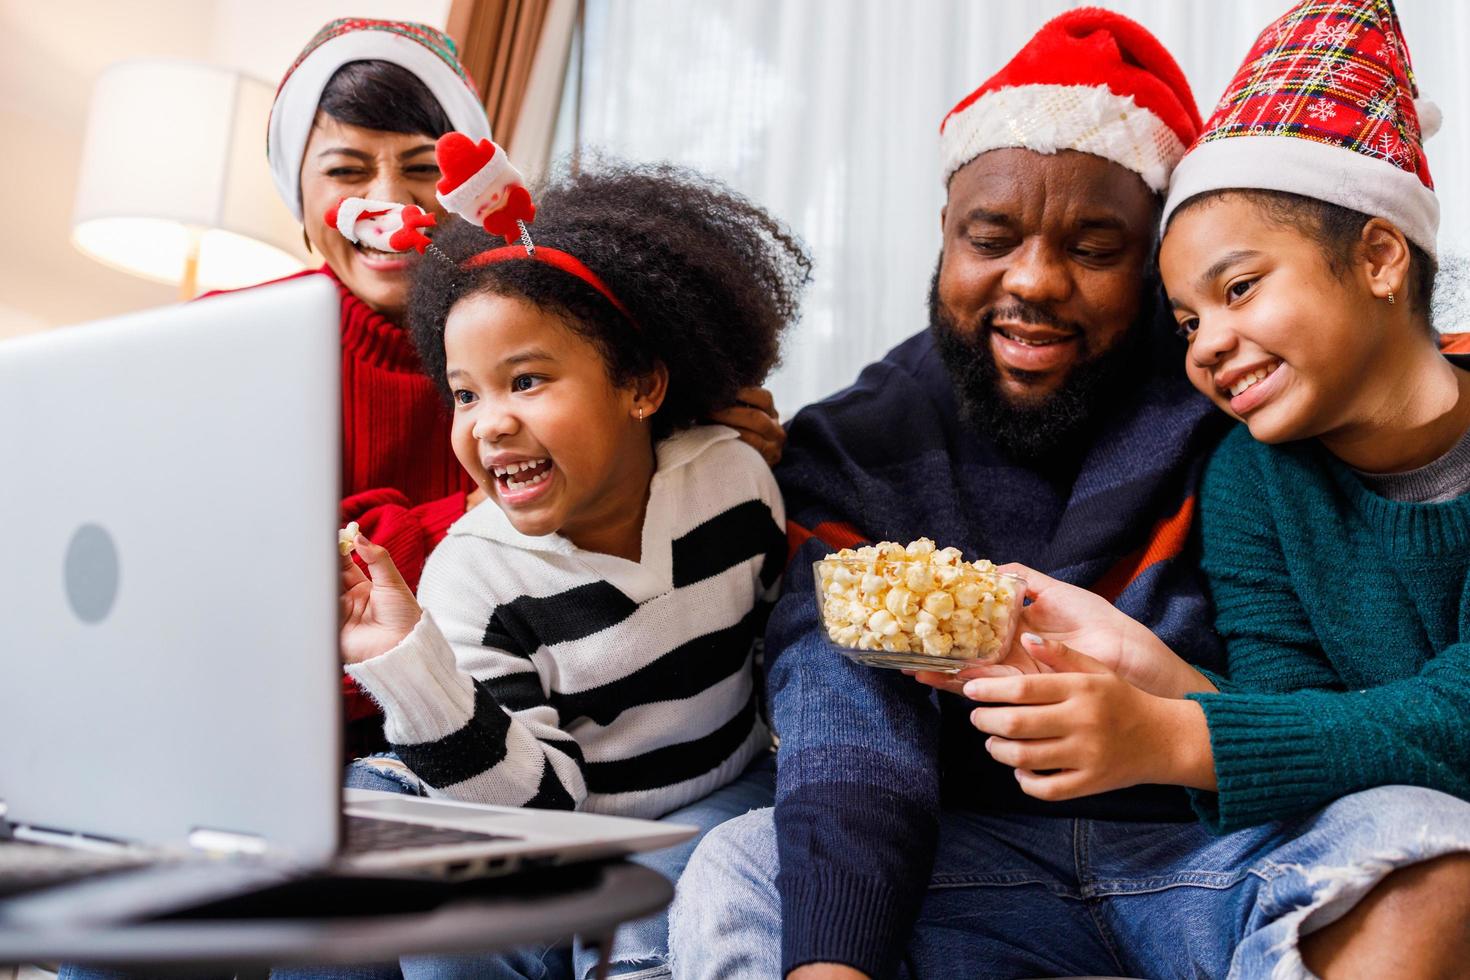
[1191,424,1470,832]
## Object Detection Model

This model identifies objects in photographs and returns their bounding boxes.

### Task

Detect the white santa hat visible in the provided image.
[939,7,1203,193]
[267,18,492,222]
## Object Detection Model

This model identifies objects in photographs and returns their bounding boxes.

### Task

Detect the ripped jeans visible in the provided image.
[325,750,777,980]
[669,784,1470,979]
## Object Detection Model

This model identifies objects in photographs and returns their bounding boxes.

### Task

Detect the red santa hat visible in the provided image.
[1162,0,1439,259]
[267,19,493,223]
[940,8,1202,193]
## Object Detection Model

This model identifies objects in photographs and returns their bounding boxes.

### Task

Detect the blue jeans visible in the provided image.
[314,751,778,980]
[669,785,1470,979]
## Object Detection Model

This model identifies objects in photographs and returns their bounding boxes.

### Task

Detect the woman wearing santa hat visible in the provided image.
[256,19,786,756]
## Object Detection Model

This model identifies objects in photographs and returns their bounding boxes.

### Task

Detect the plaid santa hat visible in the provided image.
[267,18,493,222]
[1162,0,1440,260]
[940,8,1202,193]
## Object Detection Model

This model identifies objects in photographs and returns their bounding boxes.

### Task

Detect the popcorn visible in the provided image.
[814,538,1021,663]
[339,521,360,557]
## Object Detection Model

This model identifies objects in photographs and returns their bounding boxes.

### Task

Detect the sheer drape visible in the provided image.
[559,0,1470,413]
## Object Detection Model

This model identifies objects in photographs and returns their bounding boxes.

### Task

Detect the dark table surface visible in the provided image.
[0,860,671,971]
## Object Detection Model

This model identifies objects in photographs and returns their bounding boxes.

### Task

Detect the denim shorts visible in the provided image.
[670,784,1470,979]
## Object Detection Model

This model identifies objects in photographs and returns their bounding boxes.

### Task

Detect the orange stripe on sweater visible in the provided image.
[1093,494,1196,603]
[787,519,867,565]
[1441,332,1470,355]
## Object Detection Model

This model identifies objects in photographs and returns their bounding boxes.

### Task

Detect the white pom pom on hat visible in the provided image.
[1415,97,1443,141]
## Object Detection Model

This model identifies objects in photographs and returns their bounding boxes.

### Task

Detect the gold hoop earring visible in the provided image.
[1387,289,1396,305]
[637,406,645,422]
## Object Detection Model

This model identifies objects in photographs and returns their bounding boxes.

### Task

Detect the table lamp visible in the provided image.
[71,61,307,300]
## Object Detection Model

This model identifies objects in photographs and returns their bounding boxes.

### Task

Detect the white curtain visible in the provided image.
[558,0,1470,415]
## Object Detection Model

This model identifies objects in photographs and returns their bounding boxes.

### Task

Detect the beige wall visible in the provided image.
[0,0,451,341]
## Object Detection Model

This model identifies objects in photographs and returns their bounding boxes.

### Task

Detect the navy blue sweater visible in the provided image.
[768,326,1227,977]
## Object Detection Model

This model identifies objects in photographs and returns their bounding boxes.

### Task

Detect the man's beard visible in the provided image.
[929,263,1154,463]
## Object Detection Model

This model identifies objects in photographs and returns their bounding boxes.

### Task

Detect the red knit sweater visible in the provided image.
[204,266,473,739]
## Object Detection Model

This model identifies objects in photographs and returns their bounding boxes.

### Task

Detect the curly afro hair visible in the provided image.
[408,160,812,439]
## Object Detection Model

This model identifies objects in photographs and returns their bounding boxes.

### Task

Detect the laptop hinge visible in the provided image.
[187,827,269,857]
[12,823,138,854]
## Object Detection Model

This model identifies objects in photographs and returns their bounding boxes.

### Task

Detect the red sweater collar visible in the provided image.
[317,264,426,373]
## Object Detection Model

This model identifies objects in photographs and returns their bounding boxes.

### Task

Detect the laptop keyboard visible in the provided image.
[0,839,153,898]
[0,819,518,897]
[341,816,515,855]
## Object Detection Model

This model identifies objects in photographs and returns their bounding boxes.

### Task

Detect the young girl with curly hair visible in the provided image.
[335,159,810,979]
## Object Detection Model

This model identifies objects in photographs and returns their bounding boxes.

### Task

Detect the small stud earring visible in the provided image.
[1387,289,1396,305]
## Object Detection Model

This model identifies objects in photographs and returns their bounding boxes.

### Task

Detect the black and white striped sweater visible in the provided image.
[346,426,785,818]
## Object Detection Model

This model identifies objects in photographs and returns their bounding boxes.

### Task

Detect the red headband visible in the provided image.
[462,246,635,324]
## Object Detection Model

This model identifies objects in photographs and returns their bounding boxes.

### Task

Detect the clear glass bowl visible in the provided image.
[812,558,1026,673]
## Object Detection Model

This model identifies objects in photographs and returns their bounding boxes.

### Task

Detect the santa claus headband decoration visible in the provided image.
[1162,0,1440,260]
[324,198,437,255]
[436,133,633,321]
[323,131,633,323]
[939,8,1202,193]
[267,18,492,222]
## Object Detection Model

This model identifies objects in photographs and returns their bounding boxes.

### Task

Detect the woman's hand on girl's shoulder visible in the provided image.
[339,532,424,665]
[711,386,786,467]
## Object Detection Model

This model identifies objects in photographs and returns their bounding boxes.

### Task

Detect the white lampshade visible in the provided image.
[72,61,308,295]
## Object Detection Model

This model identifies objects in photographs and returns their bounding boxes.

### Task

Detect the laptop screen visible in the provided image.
[0,276,344,866]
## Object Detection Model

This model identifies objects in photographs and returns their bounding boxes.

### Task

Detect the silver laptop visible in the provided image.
[0,276,692,922]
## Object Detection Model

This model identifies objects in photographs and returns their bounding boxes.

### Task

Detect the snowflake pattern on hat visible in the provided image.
[1200,0,1431,188]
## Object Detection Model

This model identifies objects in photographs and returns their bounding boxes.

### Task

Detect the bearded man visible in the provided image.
[669,10,1231,978]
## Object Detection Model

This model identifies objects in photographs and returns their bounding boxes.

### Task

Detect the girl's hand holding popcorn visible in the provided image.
[339,527,424,666]
[915,564,1216,700]
[962,633,1217,801]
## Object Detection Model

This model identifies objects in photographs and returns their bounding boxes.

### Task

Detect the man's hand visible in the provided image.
[339,531,424,665]
[709,386,786,466]
[959,635,1217,798]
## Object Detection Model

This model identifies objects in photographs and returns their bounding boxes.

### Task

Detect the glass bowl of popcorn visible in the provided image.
[812,538,1025,673]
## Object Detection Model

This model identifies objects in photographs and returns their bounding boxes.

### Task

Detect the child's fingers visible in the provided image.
[983,735,1070,771]
[968,702,1070,740]
[353,533,412,594]
[1019,633,1109,675]
[999,563,1063,602]
[340,550,368,590]
[911,670,969,694]
[1014,767,1089,802]
[338,590,364,627]
[995,561,1041,583]
[960,672,1078,705]
[953,663,1025,680]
